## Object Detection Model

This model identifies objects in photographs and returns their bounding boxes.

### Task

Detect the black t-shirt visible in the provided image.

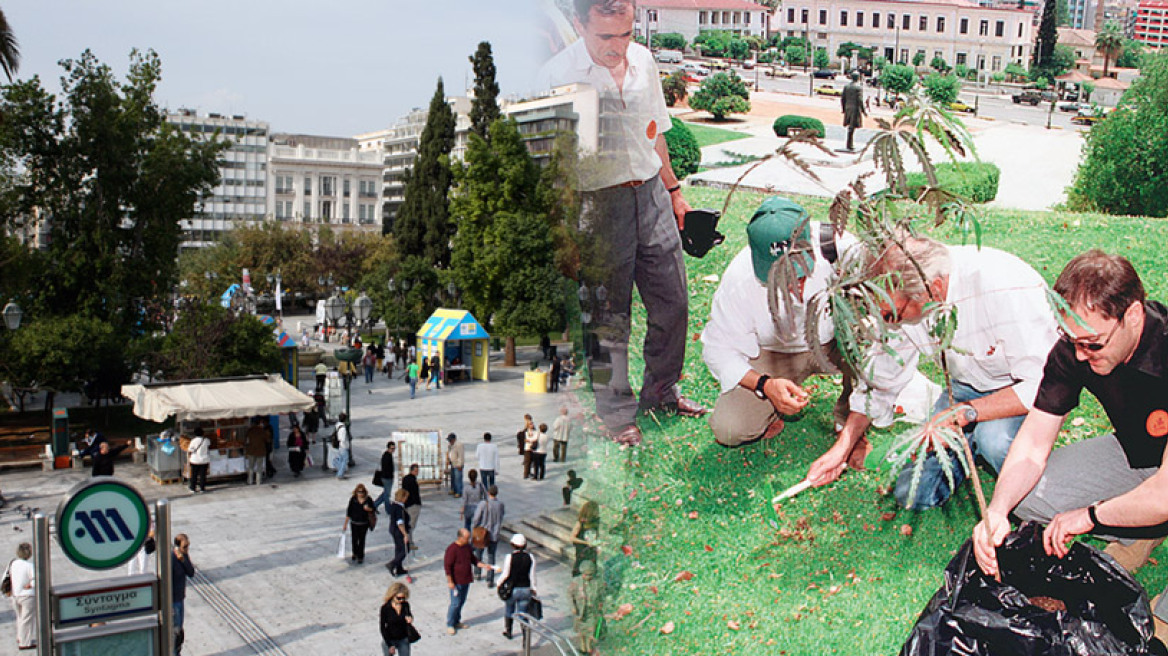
[347,496,373,525]
[402,475,421,507]
[1034,301,1168,469]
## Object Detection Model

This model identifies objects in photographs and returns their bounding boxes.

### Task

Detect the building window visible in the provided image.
[956,52,967,65]
[1018,22,1023,37]
[979,19,988,36]
[916,49,925,63]
[343,178,351,197]
[647,9,657,21]
[919,15,927,31]
[992,55,1002,70]
[871,11,878,27]
[712,10,718,24]
[722,11,729,24]
[744,12,750,24]
[976,54,986,70]
[900,48,909,62]
[321,176,334,197]
[304,176,311,195]
[995,20,1004,37]
[960,17,969,34]
[857,11,864,27]
[701,10,709,24]
[321,201,332,221]
[732,11,740,24]
[885,46,895,60]
[303,201,311,218]
[903,14,911,30]
[819,9,827,25]
[937,16,945,32]
[887,13,894,29]
[840,10,848,26]
[343,203,351,221]
[786,8,794,22]
[801,9,808,23]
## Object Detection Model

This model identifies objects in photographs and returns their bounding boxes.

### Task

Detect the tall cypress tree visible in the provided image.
[392,78,455,268]
[469,42,500,141]
[1033,0,1058,70]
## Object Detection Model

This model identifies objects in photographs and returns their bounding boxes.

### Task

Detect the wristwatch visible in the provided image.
[754,375,771,400]
[960,404,979,425]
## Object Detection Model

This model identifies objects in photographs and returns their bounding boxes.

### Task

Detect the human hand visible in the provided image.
[766,378,810,415]
[806,443,849,487]
[973,510,1011,579]
[671,191,692,230]
[448,581,456,590]
[1044,507,1094,558]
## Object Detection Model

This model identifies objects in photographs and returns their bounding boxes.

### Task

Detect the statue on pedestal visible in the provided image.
[841,70,866,152]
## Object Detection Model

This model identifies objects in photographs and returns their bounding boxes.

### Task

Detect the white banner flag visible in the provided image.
[275,280,283,313]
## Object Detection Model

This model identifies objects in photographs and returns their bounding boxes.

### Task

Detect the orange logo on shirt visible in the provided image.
[1147,409,1168,437]
[646,120,657,141]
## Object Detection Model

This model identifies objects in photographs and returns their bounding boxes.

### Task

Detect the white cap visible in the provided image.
[510,533,527,548]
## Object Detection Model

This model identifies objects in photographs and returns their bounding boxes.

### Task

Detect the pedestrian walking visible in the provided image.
[244,417,269,485]
[7,542,35,650]
[521,415,536,479]
[91,440,129,477]
[373,441,397,512]
[420,358,431,391]
[127,527,156,576]
[552,406,571,463]
[315,361,328,392]
[476,433,498,489]
[407,344,415,366]
[187,428,210,493]
[333,414,351,479]
[444,528,496,634]
[532,423,549,480]
[172,534,195,655]
[461,470,487,532]
[549,355,561,393]
[385,489,412,576]
[471,485,505,588]
[380,582,416,656]
[287,425,308,477]
[446,433,465,498]
[406,360,420,399]
[363,346,377,384]
[429,354,442,389]
[343,484,376,564]
[402,464,421,550]
[263,417,278,479]
[499,533,538,640]
[375,341,385,373]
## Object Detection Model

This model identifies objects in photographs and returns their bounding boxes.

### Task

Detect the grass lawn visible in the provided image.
[582,186,1168,655]
[683,121,752,149]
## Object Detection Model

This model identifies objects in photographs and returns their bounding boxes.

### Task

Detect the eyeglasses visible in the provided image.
[1058,319,1122,352]
[394,596,406,601]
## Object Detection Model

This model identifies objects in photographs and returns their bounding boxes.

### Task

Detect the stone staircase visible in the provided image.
[502,505,578,564]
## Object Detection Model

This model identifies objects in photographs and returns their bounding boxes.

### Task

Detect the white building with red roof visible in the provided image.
[773,0,1033,73]
[636,0,772,43]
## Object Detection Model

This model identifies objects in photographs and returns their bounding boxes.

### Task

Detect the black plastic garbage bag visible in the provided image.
[901,522,1168,656]
[680,208,724,258]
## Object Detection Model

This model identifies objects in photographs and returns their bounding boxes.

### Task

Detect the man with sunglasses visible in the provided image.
[974,250,1168,639]
[702,197,859,449]
[807,235,1058,509]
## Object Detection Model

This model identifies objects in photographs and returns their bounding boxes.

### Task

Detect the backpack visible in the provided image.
[330,428,340,450]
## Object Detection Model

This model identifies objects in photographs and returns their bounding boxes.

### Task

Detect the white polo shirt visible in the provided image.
[536,39,670,191]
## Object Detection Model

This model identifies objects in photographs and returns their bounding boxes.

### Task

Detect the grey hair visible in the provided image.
[875,236,951,301]
[16,542,31,560]
[575,0,635,22]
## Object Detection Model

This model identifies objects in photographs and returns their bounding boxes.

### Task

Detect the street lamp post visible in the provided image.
[3,301,22,331]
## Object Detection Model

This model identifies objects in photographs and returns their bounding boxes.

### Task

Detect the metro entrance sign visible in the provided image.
[55,479,150,570]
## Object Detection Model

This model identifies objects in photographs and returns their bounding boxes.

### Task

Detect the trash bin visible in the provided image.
[524,370,548,394]
[51,407,69,457]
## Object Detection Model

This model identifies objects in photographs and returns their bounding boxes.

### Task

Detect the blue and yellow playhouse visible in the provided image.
[416,308,490,382]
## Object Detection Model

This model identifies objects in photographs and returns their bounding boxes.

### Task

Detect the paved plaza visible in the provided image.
[0,332,584,655]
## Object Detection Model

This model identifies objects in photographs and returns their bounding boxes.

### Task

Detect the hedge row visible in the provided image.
[772,115,824,138]
[906,162,1001,203]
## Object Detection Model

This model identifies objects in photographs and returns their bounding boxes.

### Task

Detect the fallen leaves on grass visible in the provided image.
[881,511,897,521]
[621,545,633,556]
[727,620,741,630]
[660,621,675,634]
[687,511,699,520]
[674,570,695,582]
[900,524,913,537]
[607,603,635,621]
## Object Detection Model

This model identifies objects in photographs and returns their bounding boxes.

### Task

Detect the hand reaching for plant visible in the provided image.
[807,441,850,487]
[766,377,810,415]
[973,510,1011,579]
[1043,507,1093,559]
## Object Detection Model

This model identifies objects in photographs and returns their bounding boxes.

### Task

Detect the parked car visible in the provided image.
[741,58,756,69]
[766,66,796,78]
[948,101,975,113]
[1012,89,1057,105]
[679,62,710,77]
[655,49,683,64]
[812,69,835,79]
[815,85,842,96]
[1071,112,1102,125]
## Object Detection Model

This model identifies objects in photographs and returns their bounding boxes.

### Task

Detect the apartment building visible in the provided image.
[635,0,772,42]
[504,84,600,167]
[1134,0,1168,48]
[772,0,1033,72]
[267,134,385,234]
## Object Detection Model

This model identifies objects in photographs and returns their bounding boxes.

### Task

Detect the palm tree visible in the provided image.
[0,8,18,82]
[1096,21,1124,78]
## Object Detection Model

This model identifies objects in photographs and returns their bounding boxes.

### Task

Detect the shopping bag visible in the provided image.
[336,532,347,560]
[901,521,1168,656]
[305,452,314,467]
[528,596,543,621]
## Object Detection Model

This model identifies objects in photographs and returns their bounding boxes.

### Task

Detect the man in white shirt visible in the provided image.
[536,0,706,447]
[446,433,465,498]
[702,197,858,450]
[476,432,499,490]
[807,235,1059,509]
[552,406,571,462]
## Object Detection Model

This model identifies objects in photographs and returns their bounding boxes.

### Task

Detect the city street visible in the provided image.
[0,337,580,655]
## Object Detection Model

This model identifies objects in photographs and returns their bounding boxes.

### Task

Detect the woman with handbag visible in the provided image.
[497,533,537,640]
[187,427,211,493]
[287,425,308,478]
[380,581,418,656]
[343,484,376,564]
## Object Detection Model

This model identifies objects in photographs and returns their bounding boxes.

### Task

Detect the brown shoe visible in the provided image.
[846,436,873,471]
[608,425,643,447]
[1104,536,1166,573]
[651,396,709,418]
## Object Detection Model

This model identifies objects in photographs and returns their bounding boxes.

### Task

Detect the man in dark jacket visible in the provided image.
[402,463,422,550]
[91,441,129,477]
[841,70,866,151]
[172,533,196,655]
[373,441,396,513]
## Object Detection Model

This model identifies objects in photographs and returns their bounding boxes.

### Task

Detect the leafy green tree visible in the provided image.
[873,56,888,71]
[689,71,751,120]
[728,38,750,61]
[1056,0,1070,26]
[0,49,223,340]
[2,316,123,411]
[661,70,688,107]
[1081,80,1095,101]
[930,56,950,72]
[813,48,830,70]
[694,31,730,57]
[954,63,969,79]
[836,42,862,59]
[784,45,806,66]
[1096,21,1124,77]
[879,63,917,98]
[856,47,874,64]
[651,33,687,51]
[1069,54,1168,217]
[923,73,961,104]
[1116,38,1146,69]
[1004,62,1027,81]
[912,51,926,67]
[663,117,700,178]
[468,42,500,141]
[1034,0,1058,70]
[991,71,1006,84]
[0,8,18,82]
[151,304,283,381]
[392,77,455,269]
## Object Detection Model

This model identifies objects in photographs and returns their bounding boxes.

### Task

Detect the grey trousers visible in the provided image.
[708,346,852,447]
[580,176,688,431]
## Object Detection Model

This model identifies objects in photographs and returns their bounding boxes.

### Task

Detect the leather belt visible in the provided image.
[615,179,648,188]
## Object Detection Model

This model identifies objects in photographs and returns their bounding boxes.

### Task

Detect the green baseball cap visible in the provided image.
[747,197,814,283]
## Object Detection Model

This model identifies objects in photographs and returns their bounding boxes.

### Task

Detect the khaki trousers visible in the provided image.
[708,346,853,447]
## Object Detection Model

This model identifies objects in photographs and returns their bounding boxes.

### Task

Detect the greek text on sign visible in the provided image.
[56,479,150,570]
[460,323,475,336]
[57,580,155,625]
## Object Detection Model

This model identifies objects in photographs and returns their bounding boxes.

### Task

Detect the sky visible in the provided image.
[3,0,554,137]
